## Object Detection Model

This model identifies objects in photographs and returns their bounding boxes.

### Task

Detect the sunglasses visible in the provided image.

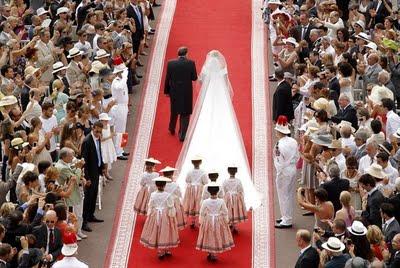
[46,220,55,224]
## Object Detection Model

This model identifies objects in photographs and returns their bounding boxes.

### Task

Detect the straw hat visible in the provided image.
[191,155,203,161]
[24,66,40,77]
[366,163,387,179]
[52,62,68,74]
[347,220,368,236]
[267,0,283,6]
[356,32,371,42]
[159,166,177,173]
[337,120,356,133]
[11,137,24,148]
[94,49,110,60]
[321,237,345,252]
[89,61,107,74]
[56,7,69,16]
[0,95,18,107]
[369,85,394,105]
[311,133,333,147]
[283,37,299,47]
[328,139,342,149]
[353,20,365,30]
[365,42,377,51]
[312,98,329,111]
[152,176,172,182]
[144,157,161,164]
[98,113,111,121]
[36,7,49,16]
[67,48,83,59]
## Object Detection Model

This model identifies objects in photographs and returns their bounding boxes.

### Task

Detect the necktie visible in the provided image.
[134,6,142,27]
[96,139,101,167]
[49,229,54,248]
[301,26,307,40]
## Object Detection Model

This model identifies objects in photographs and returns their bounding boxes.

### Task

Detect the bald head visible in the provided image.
[367,53,379,66]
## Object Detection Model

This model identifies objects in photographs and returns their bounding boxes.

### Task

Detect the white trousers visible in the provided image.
[112,104,128,156]
[73,191,84,233]
[275,166,296,225]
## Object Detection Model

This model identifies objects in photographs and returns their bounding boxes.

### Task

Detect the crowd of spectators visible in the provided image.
[265,0,400,266]
[0,0,160,266]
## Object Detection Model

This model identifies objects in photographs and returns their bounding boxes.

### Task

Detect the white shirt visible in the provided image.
[382,163,399,186]
[386,110,400,142]
[92,33,101,52]
[74,40,92,57]
[52,256,89,268]
[333,153,346,171]
[274,136,299,174]
[40,115,58,152]
[359,154,375,175]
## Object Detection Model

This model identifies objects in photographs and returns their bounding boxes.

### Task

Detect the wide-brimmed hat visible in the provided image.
[312,98,329,111]
[36,7,49,16]
[11,137,24,148]
[322,237,345,252]
[366,163,387,179]
[207,181,221,188]
[311,133,333,147]
[208,169,219,175]
[98,113,111,121]
[152,176,172,182]
[365,42,377,51]
[369,85,394,105]
[283,37,299,47]
[24,66,40,77]
[267,0,283,5]
[191,155,203,161]
[67,48,83,58]
[159,166,177,173]
[95,49,110,60]
[353,20,365,30]
[379,143,391,155]
[328,139,342,149]
[337,120,356,133]
[56,7,69,16]
[144,157,161,164]
[90,61,107,74]
[347,220,368,236]
[227,163,238,168]
[356,32,371,42]
[0,95,18,107]
[61,231,78,256]
[52,61,68,74]
[113,63,127,74]
[271,10,291,20]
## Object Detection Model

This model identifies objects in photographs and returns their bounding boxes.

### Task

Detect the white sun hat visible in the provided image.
[366,163,387,179]
[36,7,49,16]
[144,157,161,164]
[99,113,111,121]
[347,220,368,236]
[52,61,68,74]
[0,95,18,107]
[112,63,128,74]
[191,154,203,161]
[56,7,69,16]
[322,237,345,252]
[369,85,394,105]
[365,42,377,51]
[283,37,299,47]
[94,49,110,60]
[159,166,177,173]
[267,0,283,5]
[207,181,221,188]
[152,176,172,182]
[353,20,365,30]
[67,48,83,59]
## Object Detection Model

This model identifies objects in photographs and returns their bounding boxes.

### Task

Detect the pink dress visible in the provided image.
[196,198,234,254]
[202,183,225,200]
[140,191,180,249]
[222,178,248,224]
[134,171,159,215]
[183,168,209,216]
[165,182,186,229]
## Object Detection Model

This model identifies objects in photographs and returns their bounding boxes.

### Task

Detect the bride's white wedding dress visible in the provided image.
[175,50,261,210]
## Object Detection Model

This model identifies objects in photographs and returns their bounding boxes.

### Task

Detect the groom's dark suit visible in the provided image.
[164,56,197,141]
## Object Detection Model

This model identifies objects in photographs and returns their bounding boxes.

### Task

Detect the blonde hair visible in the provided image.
[340,191,352,207]
[366,225,384,245]
[45,166,60,182]
[0,202,16,217]
[52,79,63,91]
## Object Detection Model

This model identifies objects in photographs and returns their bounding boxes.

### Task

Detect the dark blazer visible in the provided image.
[385,193,400,223]
[76,2,96,30]
[295,246,320,268]
[328,77,340,103]
[321,177,350,212]
[367,0,391,26]
[32,224,63,260]
[325,254,351,268]
[362,189,385,227]
[126,3,145,41]
[81,133,104,182]
[20,85,30,112]
[272,80,294,121]
[384,218,400,253]
[391,252,400,268]
[331,104,359,130]
[164,57,198,115]
[293,24,315,44]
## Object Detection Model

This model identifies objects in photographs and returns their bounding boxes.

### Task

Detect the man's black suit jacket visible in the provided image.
[126,4,145,41]
[272,80,294,121]
[321,177,350,212]
[32,224,63,260]
[164,57,197,115]
[295,246,320,268]
[362,189,384,227]
[81,133,104,183]
[331,104,359,130]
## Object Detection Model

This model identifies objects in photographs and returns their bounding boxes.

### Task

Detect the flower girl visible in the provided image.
[99,113,117,181]
[196,181,234,262]
[202,170,224,200]
[161,166,186,229]
[182,155,209,228]
[134,158,161,215]
[222,165,247,233]
[140,176,180,259]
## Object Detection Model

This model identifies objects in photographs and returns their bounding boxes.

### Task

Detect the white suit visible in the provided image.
[273,135,299,225]
[52,256,88,268]
[110,70,129,156]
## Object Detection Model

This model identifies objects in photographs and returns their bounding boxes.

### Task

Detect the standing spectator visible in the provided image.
[40,102,59,161]
[52,231,88,268]
[294,229,319,268]
[81,121,104,232]
[272,69,294,122]
[321,237,350,268]
[381,203,400,254]
[359,174,385,227]
[382,98,400,142]
[332,94,359,130]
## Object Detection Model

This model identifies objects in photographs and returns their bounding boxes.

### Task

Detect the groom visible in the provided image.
[164,47,198,141]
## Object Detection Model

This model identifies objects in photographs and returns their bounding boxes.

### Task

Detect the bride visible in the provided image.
[175,50,261,210]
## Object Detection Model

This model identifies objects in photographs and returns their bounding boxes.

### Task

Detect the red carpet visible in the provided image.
[127,0,253,266]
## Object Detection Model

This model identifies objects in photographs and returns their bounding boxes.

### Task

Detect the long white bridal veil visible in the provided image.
[175,50,261,210]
